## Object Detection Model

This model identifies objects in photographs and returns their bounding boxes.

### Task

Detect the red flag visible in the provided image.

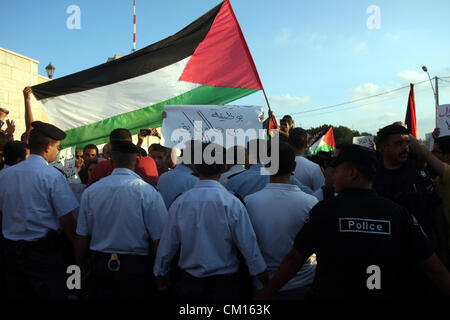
[405,83,417,137]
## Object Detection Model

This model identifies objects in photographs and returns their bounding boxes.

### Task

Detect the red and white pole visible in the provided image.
[133,0,136,52]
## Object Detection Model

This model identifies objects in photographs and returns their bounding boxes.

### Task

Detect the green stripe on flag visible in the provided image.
[313,144,335,155]
[61,85,258,149]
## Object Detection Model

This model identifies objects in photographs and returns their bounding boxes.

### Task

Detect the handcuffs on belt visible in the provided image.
[107,254,121,272]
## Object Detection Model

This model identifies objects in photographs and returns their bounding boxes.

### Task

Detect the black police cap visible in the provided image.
[377,124,409,138]
[111,140,140,154]
[30,121,66,140]
[332,144,377,168]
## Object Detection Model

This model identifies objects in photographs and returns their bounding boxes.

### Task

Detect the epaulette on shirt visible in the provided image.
[227,169,246,180]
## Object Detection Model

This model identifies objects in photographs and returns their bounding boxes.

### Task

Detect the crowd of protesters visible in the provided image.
[0,86,449,301]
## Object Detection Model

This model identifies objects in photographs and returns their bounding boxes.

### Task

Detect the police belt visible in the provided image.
[3,230,62,253]
[90,251,152,272]
[180,270,239,283]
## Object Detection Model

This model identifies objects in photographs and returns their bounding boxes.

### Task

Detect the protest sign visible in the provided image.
[50,146,81,184]
[161,105,264,148]
[438,104,450,137]
[352,136,375,149]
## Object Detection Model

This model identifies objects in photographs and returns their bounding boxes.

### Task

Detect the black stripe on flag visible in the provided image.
[32,1,223,100]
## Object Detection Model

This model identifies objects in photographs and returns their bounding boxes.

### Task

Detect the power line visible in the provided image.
[280,79,431,117]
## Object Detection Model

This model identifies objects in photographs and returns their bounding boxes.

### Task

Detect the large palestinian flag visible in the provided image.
[31,0,263,149]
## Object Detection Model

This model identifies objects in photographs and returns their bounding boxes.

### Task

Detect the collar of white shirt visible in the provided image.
[194,179,225,189]
[27,154,48,165]
[265,183,300,191]
[111,167,142,179]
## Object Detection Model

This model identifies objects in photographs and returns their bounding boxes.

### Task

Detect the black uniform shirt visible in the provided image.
[294,188,433,300]
[373,159,441,236]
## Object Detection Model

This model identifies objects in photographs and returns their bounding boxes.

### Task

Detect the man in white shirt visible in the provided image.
[245,142,318,299]
[154,142,268,300]
[288,127,325,192]
[219,145,247,187]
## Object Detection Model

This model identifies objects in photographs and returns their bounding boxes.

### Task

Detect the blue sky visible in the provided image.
[1,0,449,138]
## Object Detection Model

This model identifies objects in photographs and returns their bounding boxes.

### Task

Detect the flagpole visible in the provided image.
[132,0,136,52]
[262,89,273,132]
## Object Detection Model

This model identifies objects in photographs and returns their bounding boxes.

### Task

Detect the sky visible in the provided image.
[1,0,449,139]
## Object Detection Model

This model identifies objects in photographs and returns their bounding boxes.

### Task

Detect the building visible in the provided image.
[0,47,49,140]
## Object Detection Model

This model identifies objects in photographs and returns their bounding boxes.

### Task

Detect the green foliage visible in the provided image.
[305,124,373,146]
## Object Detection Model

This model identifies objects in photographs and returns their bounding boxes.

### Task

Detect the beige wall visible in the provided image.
[0,47,49,140]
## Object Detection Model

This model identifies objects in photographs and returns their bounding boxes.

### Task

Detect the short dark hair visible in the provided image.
[109,128,132,142]
[268,142,295,176]
[247,139,268,164]
[149,143,169,155]
[194,142,226,177]
[3,141,29,166]
[282,115,293,126]
[29,131,56,154]
[435,136,450,154]
[288,127,308,149]
[226,145,246,165]
[111,150,138,168]
[83,144,98,155]
[342,161,376,181]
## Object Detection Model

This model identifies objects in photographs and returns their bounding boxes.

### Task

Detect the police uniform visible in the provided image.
[226,163,313,199]
[245,183,318,299]
[0,121,79,300]
[293,145,434,299]
[156,164,199,209]
[154,179,267,300]
[76,140,168,300]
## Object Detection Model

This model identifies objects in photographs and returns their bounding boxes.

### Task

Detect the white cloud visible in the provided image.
[396,70,428,85]
[385,33,400,41]
[274,28,293,45]
[349,82,388,101]
[352,42,369,55]
[269,94,310,107]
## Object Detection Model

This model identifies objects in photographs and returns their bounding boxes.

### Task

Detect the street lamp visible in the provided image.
[45,62,55,79]
[421,65,439,127]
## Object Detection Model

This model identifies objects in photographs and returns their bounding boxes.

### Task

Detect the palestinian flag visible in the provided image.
[31,0,263,149]
[405,83,417,138]
[308,126,336,155]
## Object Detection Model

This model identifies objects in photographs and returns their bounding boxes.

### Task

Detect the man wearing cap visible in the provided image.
[74,140,168,300]
[373,124,442,298]
[255,144,450,300]
[0,121,79,300]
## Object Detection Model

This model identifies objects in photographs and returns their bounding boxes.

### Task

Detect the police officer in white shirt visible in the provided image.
[0,121,79,300]
[75,140,168,300]
[157,141,199,209]
[288,128,325,192]
[154,142,268,300]
[245,142,318,299]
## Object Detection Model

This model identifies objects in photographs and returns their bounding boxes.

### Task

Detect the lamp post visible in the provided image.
[422,66,439,127]
[45,62,55,79]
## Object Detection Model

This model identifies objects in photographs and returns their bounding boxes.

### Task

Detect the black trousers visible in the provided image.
[2,239,67,300]
[174,271,242,301]
[88,251,156,301]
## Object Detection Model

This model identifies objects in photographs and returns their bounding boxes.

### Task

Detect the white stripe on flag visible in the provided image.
[40,57,199,131]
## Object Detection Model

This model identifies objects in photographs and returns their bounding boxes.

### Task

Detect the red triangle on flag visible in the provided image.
[179,0,263,90]
[323,126,336,149]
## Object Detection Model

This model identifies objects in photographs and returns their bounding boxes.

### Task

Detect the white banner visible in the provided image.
[352,136,375,149]
[161,105,264,148]
[438,104,450,137]
[50,146,81,184]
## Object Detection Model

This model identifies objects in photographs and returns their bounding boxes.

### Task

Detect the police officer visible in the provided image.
[373,123,442,298]
[0,121,79,300]
[156,140,199,209]
[154,142,268,300]
[255,144,450,300]
[74,140,168,300]
[226,139,314,198]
